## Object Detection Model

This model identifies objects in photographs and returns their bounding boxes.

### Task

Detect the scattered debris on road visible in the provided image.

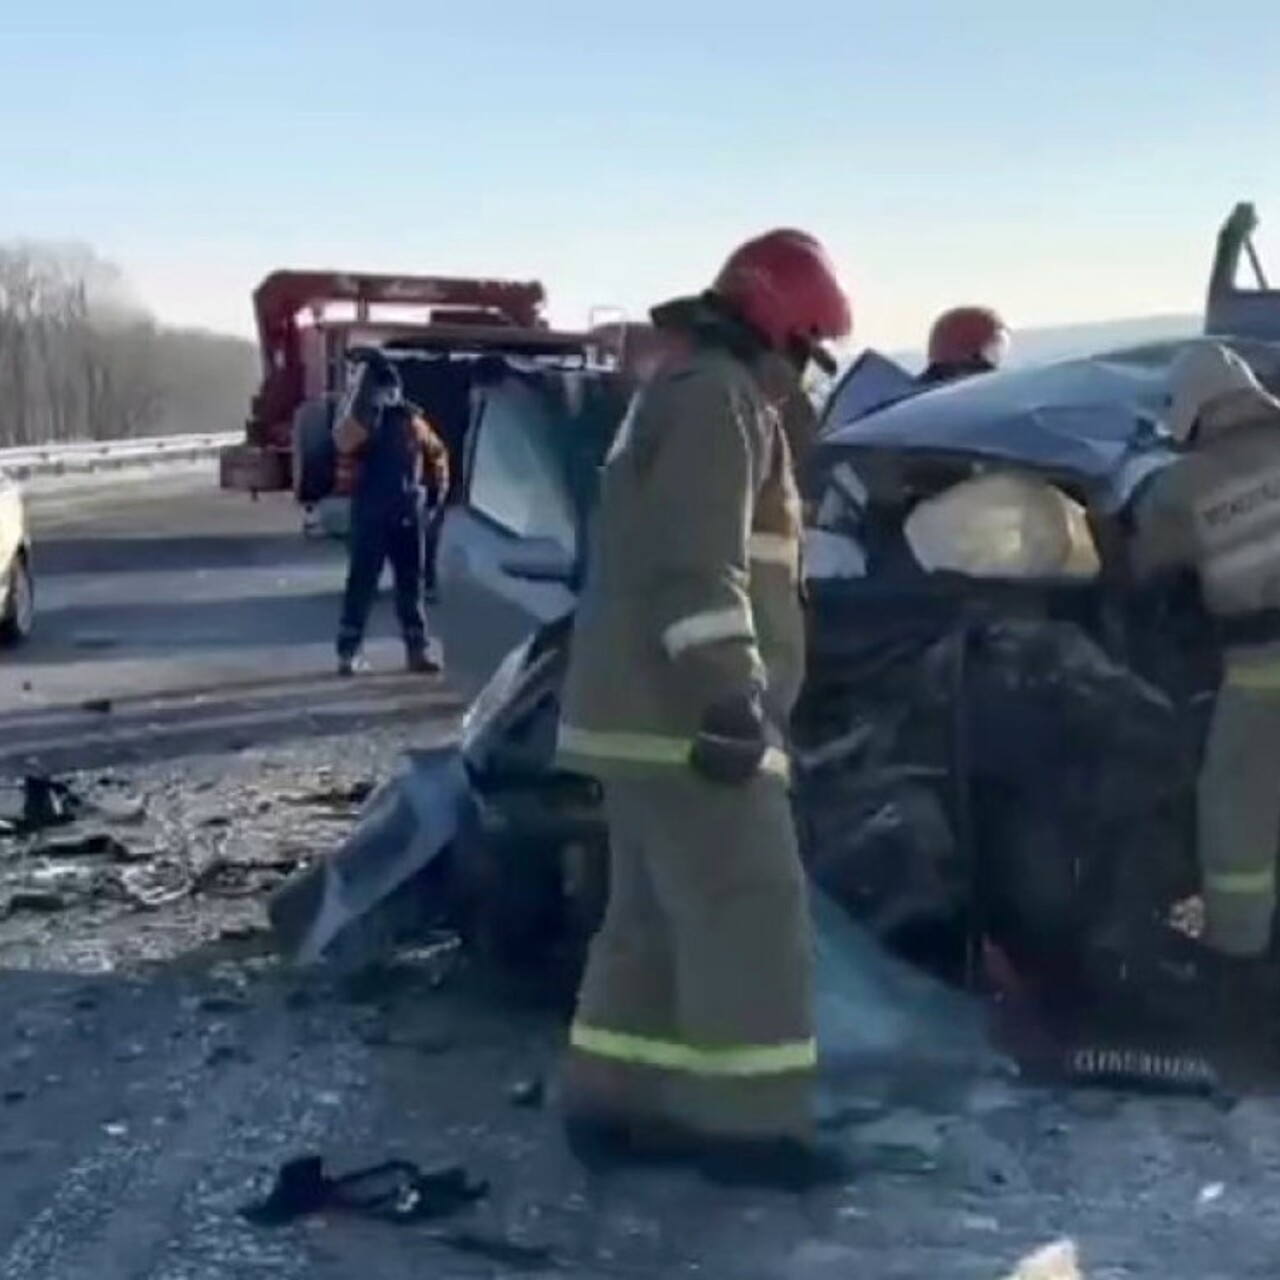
[281,779,376,811]
[509,1077,546,1110]
[0,731,418,972]
[1,712,1278,1277]
[238,1153,563,1272]
[241,1154,490,1227]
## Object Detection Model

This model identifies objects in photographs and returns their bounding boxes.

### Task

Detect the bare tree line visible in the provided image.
[0,242,257,447]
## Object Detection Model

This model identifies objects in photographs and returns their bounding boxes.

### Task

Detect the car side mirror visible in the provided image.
[500,539,576,584]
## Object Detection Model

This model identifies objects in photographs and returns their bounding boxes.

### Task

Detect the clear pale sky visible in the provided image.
[1,2,1277,347]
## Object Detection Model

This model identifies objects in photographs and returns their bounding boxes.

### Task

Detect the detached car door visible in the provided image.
[434,374,586,700]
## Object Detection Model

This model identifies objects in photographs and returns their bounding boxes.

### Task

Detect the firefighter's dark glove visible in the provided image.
[689,688,769,785]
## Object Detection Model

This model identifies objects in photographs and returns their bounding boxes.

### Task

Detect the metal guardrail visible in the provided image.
[0,432,240,481]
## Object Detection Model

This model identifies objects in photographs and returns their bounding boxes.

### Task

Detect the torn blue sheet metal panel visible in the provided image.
[268,746,468,969]
[820,349,922,428]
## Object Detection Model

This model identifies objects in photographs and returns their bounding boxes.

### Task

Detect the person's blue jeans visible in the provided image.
[336,504,427,659]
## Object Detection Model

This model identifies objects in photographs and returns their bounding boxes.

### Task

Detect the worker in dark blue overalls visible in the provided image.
[333,349,448,677]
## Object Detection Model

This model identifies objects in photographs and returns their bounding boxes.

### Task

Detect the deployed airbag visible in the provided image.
[904,472,1099,580]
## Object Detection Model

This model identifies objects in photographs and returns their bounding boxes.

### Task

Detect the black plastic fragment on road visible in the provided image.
[241,1155,489,1227]
[4,891,68,915]
[194,855,300,897]
[1,776,148,846]
[508,1078,546,1109]
[33,832,137,862]
[198,992,250,1015]
[14,776,82,834]
[283,781,376,811]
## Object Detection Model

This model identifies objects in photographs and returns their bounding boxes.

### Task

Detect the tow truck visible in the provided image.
[217,270,659,536]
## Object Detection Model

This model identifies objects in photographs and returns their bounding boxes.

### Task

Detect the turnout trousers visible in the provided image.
[336,503,427,660]
[565,770,816,1143]
[1199,640,1280,957]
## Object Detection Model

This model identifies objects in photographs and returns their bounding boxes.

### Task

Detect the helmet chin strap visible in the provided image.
[794,337,836,377]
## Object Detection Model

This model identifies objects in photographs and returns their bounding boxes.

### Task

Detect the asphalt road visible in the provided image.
[2,471,1280,1279]
[2,472,459,771]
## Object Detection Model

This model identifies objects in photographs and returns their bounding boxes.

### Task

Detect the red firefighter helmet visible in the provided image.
[712,229,853,370]
[927,306,1009,370]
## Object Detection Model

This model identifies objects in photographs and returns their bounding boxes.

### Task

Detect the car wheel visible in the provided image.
[0,551,33,646]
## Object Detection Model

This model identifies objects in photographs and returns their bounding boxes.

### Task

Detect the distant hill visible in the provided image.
[891,313,1200,372]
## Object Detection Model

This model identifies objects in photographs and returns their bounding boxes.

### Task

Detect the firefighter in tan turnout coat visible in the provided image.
[1132,340,1280,965]
[556,230,853,1190]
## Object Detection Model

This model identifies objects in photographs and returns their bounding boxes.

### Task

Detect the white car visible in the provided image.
[0,470,33,645]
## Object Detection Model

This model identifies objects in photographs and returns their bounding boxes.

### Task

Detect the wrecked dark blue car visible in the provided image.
[272,204,1280,1048]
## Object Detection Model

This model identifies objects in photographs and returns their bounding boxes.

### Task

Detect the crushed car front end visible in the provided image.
[794,338,1280,1002]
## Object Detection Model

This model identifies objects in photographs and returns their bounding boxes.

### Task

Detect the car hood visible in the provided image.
[817,343,1192,511]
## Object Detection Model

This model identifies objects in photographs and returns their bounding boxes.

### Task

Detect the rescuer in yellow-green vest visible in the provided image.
[556,230,853,1190]
[1131,341,1280,983]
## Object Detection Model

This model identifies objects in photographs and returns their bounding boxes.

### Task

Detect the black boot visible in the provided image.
[564,1114,697,1173]
[697,1137,853,1192]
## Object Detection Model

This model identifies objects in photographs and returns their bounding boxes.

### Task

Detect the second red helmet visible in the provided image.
[927,306,1009,370]
[712,229,853,370]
